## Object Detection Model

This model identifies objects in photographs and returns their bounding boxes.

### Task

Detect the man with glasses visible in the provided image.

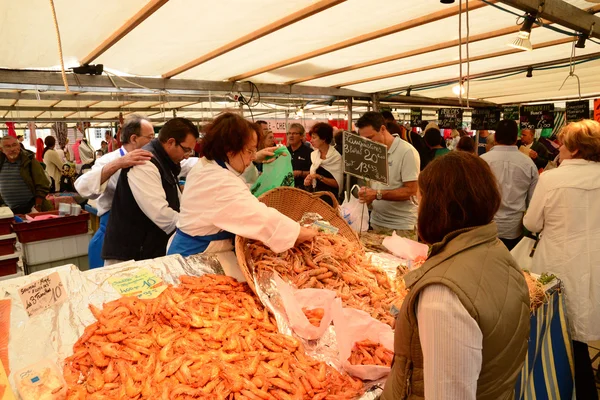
[75,114,154,268]
[102,117,199,265]
[287,123,312,189]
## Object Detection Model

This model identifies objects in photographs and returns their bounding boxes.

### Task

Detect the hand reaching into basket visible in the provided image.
[295,226,318,246]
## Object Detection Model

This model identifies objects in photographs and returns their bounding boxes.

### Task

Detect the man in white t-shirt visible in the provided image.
[356,112,419,240]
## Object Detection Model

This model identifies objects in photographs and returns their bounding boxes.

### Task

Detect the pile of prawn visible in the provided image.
[523,271,547,312]
[64,274,363,400]
[348,340,393,367]
[248,233,403,327]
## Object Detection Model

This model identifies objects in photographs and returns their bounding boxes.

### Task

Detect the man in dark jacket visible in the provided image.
[518,129,550,170]
[0,135,52,214]
[102,118,199,265]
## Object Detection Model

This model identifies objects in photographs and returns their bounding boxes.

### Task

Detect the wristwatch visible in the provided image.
[376,190,383,200]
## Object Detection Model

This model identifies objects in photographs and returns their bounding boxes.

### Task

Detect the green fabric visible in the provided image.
[434,148,450,158]
[250,147,294,197]
[0,150,52,210]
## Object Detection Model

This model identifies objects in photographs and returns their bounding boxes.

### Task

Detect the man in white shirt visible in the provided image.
[102,118,199,265]
[481,120,538,250]
[75,115,154,268]
[356,112,419,240]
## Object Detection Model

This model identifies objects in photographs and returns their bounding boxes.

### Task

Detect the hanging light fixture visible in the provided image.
[526,66,533,78]
[507,13,536,51]
[452,81,466,96]
[327,113,333,121]
[575,33,588,49]
[440,0,455,3]
[312,113,316,120]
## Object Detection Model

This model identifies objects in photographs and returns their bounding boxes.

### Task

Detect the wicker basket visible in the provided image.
[235,187,359,293]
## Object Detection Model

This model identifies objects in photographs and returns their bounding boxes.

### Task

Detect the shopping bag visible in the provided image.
[341,185,369,233]
[382,232,429,261]
[274,274,336,340]
[250,147,294,197]
[510,236,538,271]
[332,299,395,381]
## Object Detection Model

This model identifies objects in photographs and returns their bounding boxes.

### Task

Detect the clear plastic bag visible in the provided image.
[341,185,369,233]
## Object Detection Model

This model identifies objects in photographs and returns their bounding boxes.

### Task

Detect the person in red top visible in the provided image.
[105,131,118,153]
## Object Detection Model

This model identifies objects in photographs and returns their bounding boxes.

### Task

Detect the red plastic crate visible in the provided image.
[0,234,16,256]
[0,218,12,236]
[12,210,90,244]
[0,254,18,277]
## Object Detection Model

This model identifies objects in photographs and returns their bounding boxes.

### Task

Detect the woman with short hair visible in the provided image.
[168,112,316,260]
[383,151,530,400]
[304,122,343,205]
[42,136,64,192]
[456,135,476,153]
[524,119,600,398]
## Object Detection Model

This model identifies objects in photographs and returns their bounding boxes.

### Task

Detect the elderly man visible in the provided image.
[286,123,312,188]
[75,115,154,269]
[356,112,419,239]
[0,135,52,214]
[102,118,199,264]
[519,129,550,169]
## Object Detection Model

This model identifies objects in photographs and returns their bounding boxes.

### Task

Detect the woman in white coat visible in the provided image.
[42,136,64,192]
[168,112,316,262]
[524,119,600,398]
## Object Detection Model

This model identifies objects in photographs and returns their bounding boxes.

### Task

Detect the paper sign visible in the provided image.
[503,106,519,121]
[565,100,589,123]
[109,269,167,299]
[594,99,600,123]
[18,272,67,318]
[438,108,463,129]
[520,104,554,130]
[342,131,389,184]
[410,108,422,128]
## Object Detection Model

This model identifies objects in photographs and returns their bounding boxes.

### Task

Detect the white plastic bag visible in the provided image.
[341,185,369,233]
[274,274,337,340]
[332,299,395,381]
[382,231,429,261]
[510,236,537,271]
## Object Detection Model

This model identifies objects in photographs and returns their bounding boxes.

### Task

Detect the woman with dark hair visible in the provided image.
[524,120,600,397]
[304,122,343,204]
[382,151,530,400]
[168,112,316,261]
[456,135,476,153]
[424,128,450,159]
[42,136,64,192]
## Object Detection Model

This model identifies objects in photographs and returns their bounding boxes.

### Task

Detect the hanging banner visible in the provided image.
[520,104,555,130]
[471,108,501,130]
[502,106,519,121]
[565,100,589,123]
[410,108,422,128]
[594,99,600,123]
[438,108,463,129]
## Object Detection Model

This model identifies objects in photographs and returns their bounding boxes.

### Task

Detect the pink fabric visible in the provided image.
[5,122,17,138]
[72,139,82,164]
[25,214,60,221]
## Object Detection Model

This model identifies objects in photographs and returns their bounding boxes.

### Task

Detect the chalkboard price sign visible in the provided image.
[410,108,422,128]
[438,108,463,129]
[471,108,500,130]
[566,100,589,123]
[520,104,555,130]
[343,131,389,184]
[503,106,519,121]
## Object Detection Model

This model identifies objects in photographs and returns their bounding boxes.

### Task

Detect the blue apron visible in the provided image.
[88,148,125,269]
[167,159,235,257]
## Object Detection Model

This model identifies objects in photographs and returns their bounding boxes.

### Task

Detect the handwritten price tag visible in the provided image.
[18,272,67,318]
[108,269,167,300]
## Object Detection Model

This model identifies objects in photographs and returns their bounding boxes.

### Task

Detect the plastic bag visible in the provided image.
[274,274,336,340]
[250,147,294,197]
[383,232,429,261]
[510,236,537,271]
[341,185,369,233]
[332,299,395,381]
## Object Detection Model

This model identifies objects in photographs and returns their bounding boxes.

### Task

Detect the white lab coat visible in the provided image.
[176,157,300,255]
[523,159,600,342]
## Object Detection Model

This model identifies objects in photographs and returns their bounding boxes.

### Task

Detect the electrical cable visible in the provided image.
[48,0,70,93]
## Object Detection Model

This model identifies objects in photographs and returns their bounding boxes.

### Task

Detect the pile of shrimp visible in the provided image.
[523,271,547,312]
[64,274,363,400]
[248,233,403,327]
[348,340,393,367]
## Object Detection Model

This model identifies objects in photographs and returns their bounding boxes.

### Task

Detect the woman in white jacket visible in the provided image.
[42,136,64,192]
[168,113,316,264]
[524,119,600,398]
[304,123,343,206]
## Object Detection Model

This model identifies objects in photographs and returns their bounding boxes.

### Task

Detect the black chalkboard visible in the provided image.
[438,108,463,129]
[520,104,554,130]
[566,100,589,122]
[471,108,500,130]
[342,131,389,184]
[410,108,422,128]
[502,106,519,121]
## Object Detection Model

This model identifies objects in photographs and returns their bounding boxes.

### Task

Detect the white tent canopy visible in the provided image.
[1,0,599,125]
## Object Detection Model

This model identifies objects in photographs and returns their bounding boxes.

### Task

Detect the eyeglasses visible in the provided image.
[178,143,193,155]
[287,131,302,136]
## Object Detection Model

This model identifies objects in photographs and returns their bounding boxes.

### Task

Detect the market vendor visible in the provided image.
[382,151,530,400]
[167,112,316,259]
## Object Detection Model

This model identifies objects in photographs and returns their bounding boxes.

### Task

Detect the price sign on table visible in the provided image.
[566,100,589,123]
[343,131,389,184]
[438,108,463,129]
[18,272,68,317]
[520,104,555,130]
[410,108,422,128]
[109,268,167,299]
[471,108,500,130]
